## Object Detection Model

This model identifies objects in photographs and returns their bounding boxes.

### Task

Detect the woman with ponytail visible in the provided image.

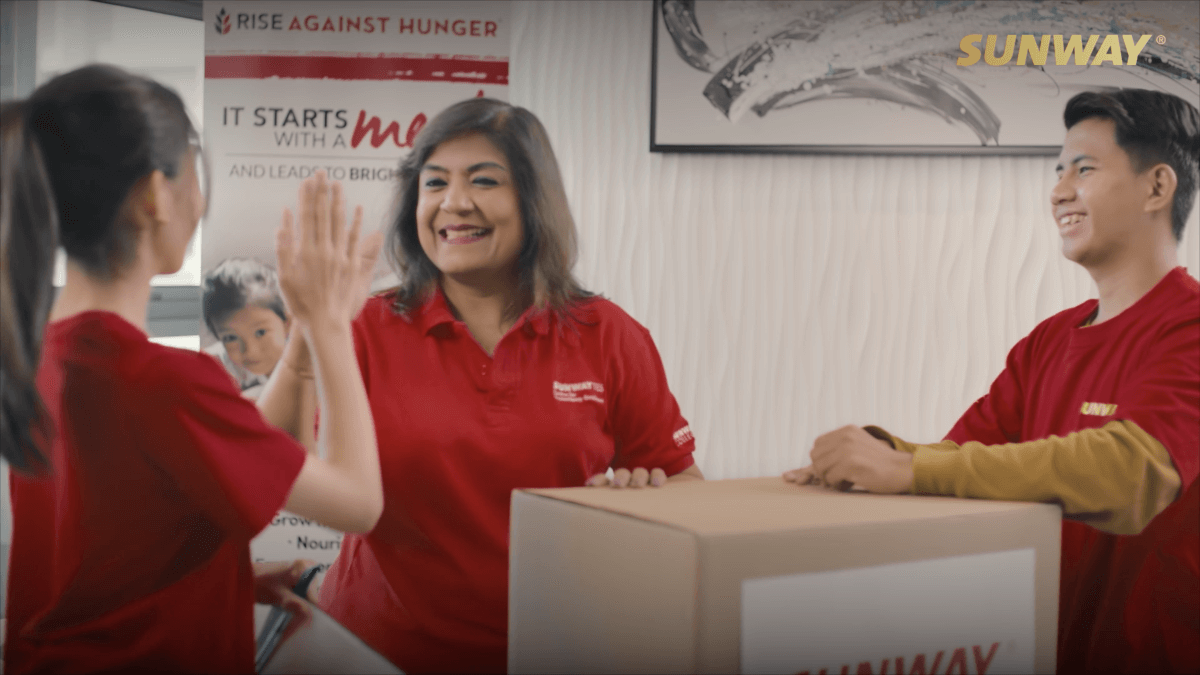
[1,64,385,673]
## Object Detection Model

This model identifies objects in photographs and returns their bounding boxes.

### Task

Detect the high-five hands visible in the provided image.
[783,425,915,494]
[276,170,384,333]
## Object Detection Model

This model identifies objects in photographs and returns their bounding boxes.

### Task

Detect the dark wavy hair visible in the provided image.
[1064,89,1200,242]
[0,64,199,473]
[385,97,592,321]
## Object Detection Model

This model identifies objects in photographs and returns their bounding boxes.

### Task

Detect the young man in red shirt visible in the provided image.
[785,88,1200,674]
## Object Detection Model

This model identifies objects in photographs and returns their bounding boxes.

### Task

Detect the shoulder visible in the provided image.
[1157,269,1200,319]
[559,297,665,363]
[1144,271,1200,346]
[134,343,240,404]
[1021,299,1097,350]
[566,296,650,335]
[355,292,420,331]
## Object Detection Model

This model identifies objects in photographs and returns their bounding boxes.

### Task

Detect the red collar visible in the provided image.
[414,286,551,337]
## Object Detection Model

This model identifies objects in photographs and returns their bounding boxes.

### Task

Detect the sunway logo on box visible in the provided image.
[210,9,498,37]
[957,34,1156,66]
[796,642,1001,675]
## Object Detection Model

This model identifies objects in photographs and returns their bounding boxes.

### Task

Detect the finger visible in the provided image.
[822,457,855,492]
[330,180,347,251]
[810,434,836,464]
[298,178,317,246]
[277,589,313,642]
[650,467,667,487]
[313,170,330,246]
[291,559,316,584]
[612,468,632,488]
[276,210,295,273]
[783,466,812,484]
[344,204,363,264]
[629,467,650,488]
[585,473,610,487]
[307,570,326,603]
[360,227,384,270]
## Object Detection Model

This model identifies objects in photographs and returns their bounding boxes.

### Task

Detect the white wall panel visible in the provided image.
[509,1,1200,479]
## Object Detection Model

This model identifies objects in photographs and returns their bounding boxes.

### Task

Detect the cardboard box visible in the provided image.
[509,477,1060,675]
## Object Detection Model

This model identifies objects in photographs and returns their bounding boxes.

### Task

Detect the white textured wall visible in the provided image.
[509,1,1200,480]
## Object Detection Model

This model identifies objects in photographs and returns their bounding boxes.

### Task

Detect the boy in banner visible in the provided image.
[785,88,1199,674]
[202,257,290,398]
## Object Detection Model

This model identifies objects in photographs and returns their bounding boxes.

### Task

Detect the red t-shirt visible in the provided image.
[318,291,696,673]
[4,311,306,674]
[946,267,1200,675]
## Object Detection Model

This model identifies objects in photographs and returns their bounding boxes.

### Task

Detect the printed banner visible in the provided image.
[741,549,1037,675]
[202,0,510,567]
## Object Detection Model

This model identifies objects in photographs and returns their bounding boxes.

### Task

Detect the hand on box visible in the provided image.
[253,559,317,638]
[276,170,383,332]
[586,467,669,488]
[783,425,914,494]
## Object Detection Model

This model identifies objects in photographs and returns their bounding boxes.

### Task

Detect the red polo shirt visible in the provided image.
[4,311,306,674]
[318,290,696,673]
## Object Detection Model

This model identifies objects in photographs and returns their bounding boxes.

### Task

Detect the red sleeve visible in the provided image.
[606,315,696,476]
[945,333,1033,446]
[1119,316,1200,489]
[137,349,307,540]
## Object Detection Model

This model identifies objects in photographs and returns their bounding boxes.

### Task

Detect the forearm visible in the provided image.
[876,421,1181,535]
[306,323,381,513]
[257,332,317,452]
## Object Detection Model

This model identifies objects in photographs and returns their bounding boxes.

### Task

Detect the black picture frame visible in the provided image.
[649,0,1198,156]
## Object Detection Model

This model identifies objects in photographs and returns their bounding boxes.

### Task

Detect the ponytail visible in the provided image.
[0,100,58,473]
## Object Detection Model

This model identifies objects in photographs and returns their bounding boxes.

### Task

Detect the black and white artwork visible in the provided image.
[651,0,1200,154]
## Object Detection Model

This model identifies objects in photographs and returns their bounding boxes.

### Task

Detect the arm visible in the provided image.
[274,172,384,533]
[283,322,379,532]
[944,332,1036,446]
[257,328,317,454]
[805,422,1181,536]
[908,422,1179,534]
[588,316,700,488]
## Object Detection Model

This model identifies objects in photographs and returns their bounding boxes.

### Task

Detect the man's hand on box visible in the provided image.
[783,425,914,494]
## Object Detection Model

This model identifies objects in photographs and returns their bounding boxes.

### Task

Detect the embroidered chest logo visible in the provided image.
[1080,402,1118,416]
[553,380,605,404]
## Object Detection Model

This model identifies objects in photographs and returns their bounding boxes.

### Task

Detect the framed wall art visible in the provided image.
[650,0,1200,154]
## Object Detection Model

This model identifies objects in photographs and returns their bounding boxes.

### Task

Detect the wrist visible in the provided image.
[282,331,315,379]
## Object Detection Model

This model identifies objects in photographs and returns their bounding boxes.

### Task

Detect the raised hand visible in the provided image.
[276,171,383,331]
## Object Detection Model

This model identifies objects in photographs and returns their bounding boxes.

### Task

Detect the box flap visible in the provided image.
[522,477,1057,536]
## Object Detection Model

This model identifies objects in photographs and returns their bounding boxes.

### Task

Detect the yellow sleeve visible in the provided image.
[864,421,1181,535]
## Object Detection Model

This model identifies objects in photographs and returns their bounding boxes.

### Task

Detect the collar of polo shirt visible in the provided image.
[414,285,551,337]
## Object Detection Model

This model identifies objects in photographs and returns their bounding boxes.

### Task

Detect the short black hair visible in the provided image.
[201,257,287,337]
[1064,89,1200,242]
